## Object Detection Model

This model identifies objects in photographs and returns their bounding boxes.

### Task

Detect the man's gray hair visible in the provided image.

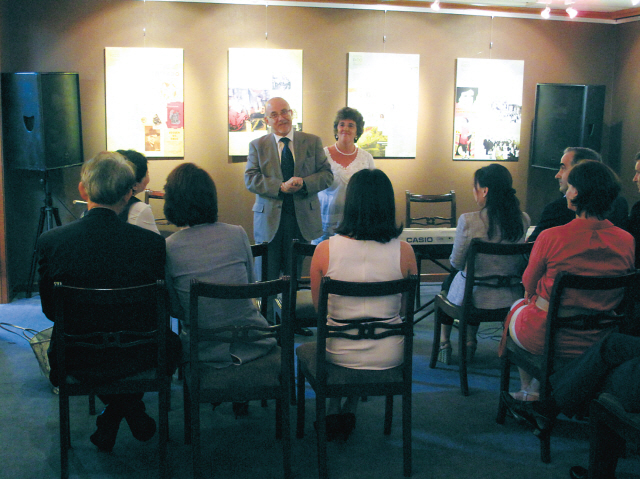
[81,151,136,206]
[564,147,602,165]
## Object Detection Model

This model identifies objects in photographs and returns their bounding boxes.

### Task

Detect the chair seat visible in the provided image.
[186,345,281,393]
[65,368,158,385]
[296,342,403,386]
[597,393,640,429]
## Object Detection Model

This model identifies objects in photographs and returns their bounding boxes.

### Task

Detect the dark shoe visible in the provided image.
[501,391,551,432]
[314,414,341,442]
[569,465,588,479]
[232,401,249,418]
[90,406,124,452]
[294,327,314,337]
[124,400,156,442]
[337,413,356,442]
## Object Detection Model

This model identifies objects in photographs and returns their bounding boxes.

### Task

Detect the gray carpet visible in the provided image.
[1,286,638,479]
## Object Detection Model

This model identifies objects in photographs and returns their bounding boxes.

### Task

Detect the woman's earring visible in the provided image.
[334,134,338,140]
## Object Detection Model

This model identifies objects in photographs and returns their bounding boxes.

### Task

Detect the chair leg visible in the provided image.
[159,383,170,479]
[415,260,422,310]
[290,352,297,406]
[429,306,442,369]
[89,393,96,415]
[296,360,306,439]
[384,395,393,435]
[496,355,511,424]
[275,398,282,440]
[316,394,328,479]
[59,392,70,479]
[281,389,292,479]
[183,377,191,445]
[403,391,412,477]
[535,425,552,463]
[191,399,202,478]
[458,319,469,396]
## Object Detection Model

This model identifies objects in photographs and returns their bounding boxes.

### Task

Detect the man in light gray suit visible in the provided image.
[245,97,333,332]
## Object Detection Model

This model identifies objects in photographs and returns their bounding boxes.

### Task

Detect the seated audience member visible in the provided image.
[116,149,160,234]
[527,147,628,242]
[500,160,634,401]
[37,151,181,452]
[437,164,530,365]
[163,163,276,415]
[628,151,640,268]
[309,168,417,441]
[502,333,640,479]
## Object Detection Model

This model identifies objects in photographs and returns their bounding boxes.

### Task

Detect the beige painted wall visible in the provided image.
[1,0,637,297]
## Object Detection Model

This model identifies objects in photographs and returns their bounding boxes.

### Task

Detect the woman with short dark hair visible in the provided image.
[502,160,634,402]
[116,149,160,234]
[315,107,375,242]
[164,163,275,373]
[309,168,417,440]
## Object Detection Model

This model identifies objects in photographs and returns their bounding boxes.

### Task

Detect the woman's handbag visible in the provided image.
[0,322,52,378]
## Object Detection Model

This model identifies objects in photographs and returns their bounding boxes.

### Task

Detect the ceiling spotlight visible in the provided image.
[633,0,640,6]
[431,1,441,10]
[541,6,551,18]
[566,6,577,18]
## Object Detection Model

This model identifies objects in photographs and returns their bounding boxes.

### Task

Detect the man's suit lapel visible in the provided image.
[264,134,282,180]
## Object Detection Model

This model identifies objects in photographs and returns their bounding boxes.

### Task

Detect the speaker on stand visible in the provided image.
[1,72,84,297]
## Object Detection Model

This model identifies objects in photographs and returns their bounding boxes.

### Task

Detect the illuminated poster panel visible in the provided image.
[453,58,524,161]
[228,48,303,156]
[348,52,419,158]
[105,47,184,157]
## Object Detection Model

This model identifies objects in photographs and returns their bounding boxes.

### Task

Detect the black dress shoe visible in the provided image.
[232,401,249,418]
[90,405,124,452]
[294,327,314,337]
[314,414,341,442]
[501,391,551,432]
[124,400,156,442]
[337,413,356,442]
[569,465,588,479]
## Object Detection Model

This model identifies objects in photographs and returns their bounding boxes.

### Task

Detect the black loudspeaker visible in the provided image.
[1,72,84,171]
[530,83,605,170]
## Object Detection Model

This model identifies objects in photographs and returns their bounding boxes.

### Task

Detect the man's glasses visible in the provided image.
[268,109,292,120]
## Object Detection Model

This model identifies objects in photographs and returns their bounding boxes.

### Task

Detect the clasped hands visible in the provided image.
[280,177,304,194]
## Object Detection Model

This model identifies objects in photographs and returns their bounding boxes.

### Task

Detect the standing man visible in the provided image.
[527,147,628,242]
[245,97,333,332]
[38,151,181,452]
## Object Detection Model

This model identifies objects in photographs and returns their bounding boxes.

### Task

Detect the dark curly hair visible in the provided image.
[164,163,218,227]
[567,160,621,219]
[474,164,524,242]
[333,107,365,142]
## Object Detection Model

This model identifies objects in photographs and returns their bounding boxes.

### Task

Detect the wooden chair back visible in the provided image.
[497,270,638,463]
[405,190,456,228]
[184,277,292,479]
[53,280,170,479]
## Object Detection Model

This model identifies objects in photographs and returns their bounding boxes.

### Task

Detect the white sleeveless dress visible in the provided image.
[324,235,405,370]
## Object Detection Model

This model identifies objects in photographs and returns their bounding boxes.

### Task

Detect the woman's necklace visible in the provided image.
[334,142,358,156]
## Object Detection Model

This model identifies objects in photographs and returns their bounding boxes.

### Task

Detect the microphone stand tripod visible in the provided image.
[26,170,61,298]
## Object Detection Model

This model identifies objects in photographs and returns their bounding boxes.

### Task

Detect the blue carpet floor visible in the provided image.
[1,287,638,478]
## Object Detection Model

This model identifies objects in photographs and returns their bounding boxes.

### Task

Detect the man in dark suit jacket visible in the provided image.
[38,151,180,452]
[245,97,333,332]
[528,147,628,242]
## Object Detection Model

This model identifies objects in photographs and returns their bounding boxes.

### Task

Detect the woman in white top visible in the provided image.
[117,149,160,234]
[310,169,417,441]
[438,163,530,365]
[315,107,375,243]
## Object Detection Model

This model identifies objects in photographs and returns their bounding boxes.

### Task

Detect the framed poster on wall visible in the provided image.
[348,52,419,159]
[453,58,524,161]
[228,48,303,156]
[105,47,184,157]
